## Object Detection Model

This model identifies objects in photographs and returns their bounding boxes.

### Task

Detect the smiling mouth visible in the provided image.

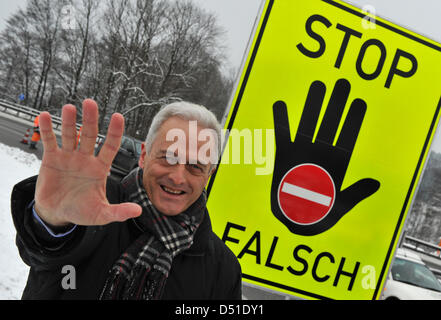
[161,185,185,195]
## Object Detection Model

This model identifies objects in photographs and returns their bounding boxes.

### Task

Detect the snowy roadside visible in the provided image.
[0,143,41,299]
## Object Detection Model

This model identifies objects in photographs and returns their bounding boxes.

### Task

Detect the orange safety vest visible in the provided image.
[31,116,41,142]
[33,116,39,128]
[31,131,40,142]
[75,126,83,148]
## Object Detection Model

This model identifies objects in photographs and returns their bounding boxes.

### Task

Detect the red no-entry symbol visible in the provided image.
[277,164,336,225]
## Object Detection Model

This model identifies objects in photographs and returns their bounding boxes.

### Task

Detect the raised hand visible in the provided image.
[270,79,380,236]
[34,99,142,227]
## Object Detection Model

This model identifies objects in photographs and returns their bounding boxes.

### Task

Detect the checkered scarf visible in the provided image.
[99,167,206,300]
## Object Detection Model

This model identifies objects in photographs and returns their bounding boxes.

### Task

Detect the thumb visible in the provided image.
[103,202,142,224]
[338,178,380,214]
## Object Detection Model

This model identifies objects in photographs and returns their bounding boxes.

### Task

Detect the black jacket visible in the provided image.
[11,176,242,300]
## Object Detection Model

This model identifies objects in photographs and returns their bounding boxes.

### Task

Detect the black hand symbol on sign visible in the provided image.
[271,78,380,236]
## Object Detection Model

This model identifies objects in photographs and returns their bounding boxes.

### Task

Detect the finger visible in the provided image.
[97,113,124,168]
[316,78,350,145]
[61,104,78,152]
[338,178,380,214]
[296,80,326,142]
[102,202,142,224]
[336,98,367,153]
[273,100,291,146]
[39,112,58,153]
[79,99,99,155]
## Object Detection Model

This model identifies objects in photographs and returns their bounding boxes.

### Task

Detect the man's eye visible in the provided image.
[187,164,204,173]
[160,155,178,165]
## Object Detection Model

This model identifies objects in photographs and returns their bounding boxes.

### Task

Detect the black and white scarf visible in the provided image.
[99,167,206,300]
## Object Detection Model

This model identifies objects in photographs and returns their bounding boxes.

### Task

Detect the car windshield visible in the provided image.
[391,257,441,292]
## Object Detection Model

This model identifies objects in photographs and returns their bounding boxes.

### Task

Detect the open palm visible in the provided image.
[271,79,380,236]
[34,99,142,227]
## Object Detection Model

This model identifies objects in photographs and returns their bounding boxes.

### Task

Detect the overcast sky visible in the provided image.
[0,0,27,30]
[191,0,263,70]
[345,0,441,43]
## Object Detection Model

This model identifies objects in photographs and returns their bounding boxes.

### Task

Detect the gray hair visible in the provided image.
[145,101,222,163]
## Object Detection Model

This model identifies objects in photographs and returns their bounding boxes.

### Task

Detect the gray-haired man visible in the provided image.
[11,99,242,300]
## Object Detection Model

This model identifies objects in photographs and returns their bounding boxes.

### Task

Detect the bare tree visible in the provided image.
[0,9,33,104]
[121,0,228,138]
[112,0,167,113]
[55,0,100,106]
[93,0,130,130]
[26,0,64,110]
[0,0,234,136]
[155,0,224,98]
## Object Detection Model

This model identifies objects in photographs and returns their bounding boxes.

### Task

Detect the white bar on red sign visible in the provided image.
[281,182,332,206]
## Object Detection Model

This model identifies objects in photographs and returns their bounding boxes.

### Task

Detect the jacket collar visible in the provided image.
[130,210,211,256]
[184,210,211,256]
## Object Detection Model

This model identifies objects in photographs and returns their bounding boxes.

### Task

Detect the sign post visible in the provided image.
[207,0,441,299]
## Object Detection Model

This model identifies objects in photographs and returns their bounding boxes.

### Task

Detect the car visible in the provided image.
[381,248,441,300]
[96,135,143,177]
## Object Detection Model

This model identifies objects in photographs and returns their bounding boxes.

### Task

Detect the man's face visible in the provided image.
[138,116,216,216]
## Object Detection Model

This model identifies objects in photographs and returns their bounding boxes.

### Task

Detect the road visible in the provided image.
[0,111,125,183]
[0,112,45,160]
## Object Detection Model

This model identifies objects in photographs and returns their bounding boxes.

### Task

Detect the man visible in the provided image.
[11,99,242,300]
[29,115,40,150]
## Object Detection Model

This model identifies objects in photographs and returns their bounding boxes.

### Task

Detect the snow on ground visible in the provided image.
[0,143,41,299]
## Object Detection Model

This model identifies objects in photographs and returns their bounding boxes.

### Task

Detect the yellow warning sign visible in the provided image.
[207,0,441,299]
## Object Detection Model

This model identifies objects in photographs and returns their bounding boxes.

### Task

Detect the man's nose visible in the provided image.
[168,164,186,186]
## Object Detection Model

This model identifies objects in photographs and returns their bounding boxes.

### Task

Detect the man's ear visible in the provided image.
[208,165,217,177]
[139,143,147,168]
